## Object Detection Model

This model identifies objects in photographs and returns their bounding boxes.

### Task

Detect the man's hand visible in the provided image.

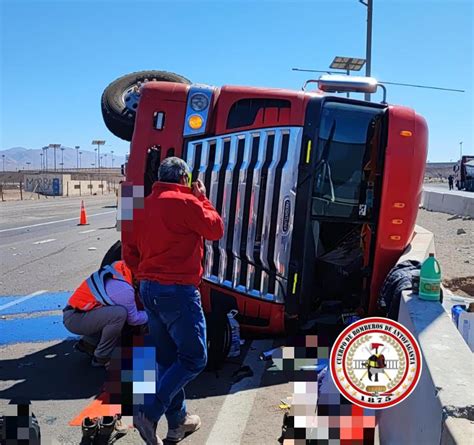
[192,179,206,199]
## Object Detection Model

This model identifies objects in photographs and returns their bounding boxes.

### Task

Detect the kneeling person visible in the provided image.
[63,260,147,367]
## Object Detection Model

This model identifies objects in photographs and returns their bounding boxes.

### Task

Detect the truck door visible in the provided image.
[291,100,386,317]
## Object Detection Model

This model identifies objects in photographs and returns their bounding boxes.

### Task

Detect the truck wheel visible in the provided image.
[100,240,122,268]
[101,70,191,141]
[205,310,232,371]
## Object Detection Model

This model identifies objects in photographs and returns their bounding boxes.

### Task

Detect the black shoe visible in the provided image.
[81,417,99,445]
[91,356,111,368]
[75,340,96,357]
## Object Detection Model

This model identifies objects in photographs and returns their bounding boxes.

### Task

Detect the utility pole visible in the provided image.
[359,0,373,101]
[75,146,80,169]
[460,141,463,159]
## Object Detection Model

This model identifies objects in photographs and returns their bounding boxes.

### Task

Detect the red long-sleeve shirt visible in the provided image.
[123,181,224,287]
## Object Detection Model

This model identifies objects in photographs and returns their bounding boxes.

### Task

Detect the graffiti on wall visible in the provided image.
[25,176,61,195]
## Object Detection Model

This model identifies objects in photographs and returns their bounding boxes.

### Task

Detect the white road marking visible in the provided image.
[0,211,115,233]
[206,339,274,445]
[79,229,96,234]
[0,290,47,312]
[33,238,56,245]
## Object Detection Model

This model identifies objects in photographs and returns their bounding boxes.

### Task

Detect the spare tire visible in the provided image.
[101,70,191,141]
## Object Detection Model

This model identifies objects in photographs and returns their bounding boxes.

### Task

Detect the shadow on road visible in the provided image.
[0,340,105,401]
[0,339,290,409]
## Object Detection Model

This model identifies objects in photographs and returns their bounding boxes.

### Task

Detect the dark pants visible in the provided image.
[63,305,127,359]
[139,281,207,428]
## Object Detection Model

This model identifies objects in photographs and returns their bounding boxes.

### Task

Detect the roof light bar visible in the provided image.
[318,74,378,94]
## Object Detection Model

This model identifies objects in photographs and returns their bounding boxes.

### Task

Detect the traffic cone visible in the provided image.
[78,200,89,226]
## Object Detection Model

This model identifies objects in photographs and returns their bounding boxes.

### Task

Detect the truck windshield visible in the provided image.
[312,102,383,219]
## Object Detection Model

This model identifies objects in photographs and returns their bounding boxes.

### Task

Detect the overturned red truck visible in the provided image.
[102,70,427,335]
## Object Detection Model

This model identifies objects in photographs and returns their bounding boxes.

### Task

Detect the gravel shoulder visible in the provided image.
[416,208,473,297]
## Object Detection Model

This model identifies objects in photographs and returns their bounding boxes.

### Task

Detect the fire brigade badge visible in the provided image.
[330,317,422,409]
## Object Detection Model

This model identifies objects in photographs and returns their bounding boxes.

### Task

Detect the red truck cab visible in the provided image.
[118,76,428,335]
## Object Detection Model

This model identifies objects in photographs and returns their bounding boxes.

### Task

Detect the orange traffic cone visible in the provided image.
[78,200,89,226]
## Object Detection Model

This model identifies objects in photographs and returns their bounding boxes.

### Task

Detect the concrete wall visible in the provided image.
[377,226,474,444]
[24,173,69,195]
[24,173,107,196]
[422,190,474,217]
[63,180,105,196]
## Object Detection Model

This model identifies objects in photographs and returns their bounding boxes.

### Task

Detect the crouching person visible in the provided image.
[63,260,147,367]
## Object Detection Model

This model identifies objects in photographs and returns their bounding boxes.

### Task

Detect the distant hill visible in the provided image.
[0,146,125,171]
[0,147,459,179]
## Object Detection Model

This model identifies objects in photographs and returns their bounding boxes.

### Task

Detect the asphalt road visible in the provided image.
[0,194,119,295]
[0,195,290,444]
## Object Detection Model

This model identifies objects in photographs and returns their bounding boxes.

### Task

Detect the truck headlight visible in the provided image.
[190,93,209,112]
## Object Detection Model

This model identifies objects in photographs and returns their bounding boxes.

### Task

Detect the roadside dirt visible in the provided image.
[416,209,473,297]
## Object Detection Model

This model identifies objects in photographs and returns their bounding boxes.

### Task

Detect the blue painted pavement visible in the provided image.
[0,291,71,315]
[0,291,78,345]
[0,315,78,345]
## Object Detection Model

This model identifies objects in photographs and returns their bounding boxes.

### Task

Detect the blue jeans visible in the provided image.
[139,281,207,427]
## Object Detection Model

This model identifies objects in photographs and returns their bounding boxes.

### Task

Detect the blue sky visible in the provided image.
[1,0,472,161]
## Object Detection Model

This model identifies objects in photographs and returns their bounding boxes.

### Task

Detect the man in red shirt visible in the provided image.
[125,157,223,445]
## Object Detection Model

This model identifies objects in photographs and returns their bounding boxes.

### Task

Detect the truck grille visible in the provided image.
[186,127,303,303]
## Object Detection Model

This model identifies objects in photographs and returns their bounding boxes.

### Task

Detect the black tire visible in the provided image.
[205,310,232,371]
[100,240,122,268]
[101,70,191,141]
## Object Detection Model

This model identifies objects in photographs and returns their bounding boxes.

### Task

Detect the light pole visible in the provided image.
[359,0,373,101]
[460,141,463,159]
[61,147,65,172]
[111,150,114,168]
[26,162,31,170]
[75,146,80,169]
[49,144,61,171]
[92,140,106,173]
[104,153,108,168]
[79,151,83,169]
[329,56,366,98]
[40,152,43,171]
[44,147,49,171]
[2,154,5,172]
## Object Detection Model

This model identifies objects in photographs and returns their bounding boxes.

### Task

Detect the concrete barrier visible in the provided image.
[376,226,474,444]
[422,190,474,217]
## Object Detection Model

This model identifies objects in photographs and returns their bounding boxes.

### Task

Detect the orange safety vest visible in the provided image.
[68,260,133,311]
